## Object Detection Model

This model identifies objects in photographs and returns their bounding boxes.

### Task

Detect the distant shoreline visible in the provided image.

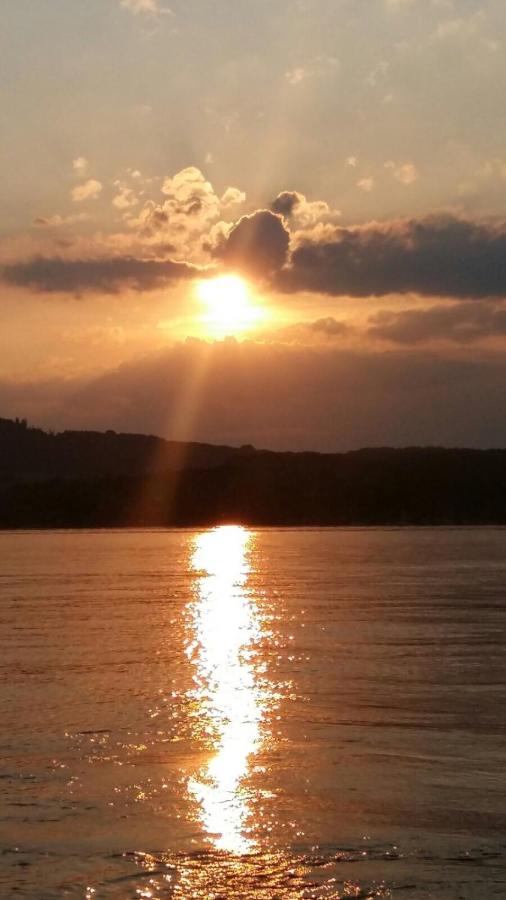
[2,524,506,534]
[2,417,506,528]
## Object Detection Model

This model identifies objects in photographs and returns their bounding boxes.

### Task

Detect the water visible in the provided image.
[1,527,505,899]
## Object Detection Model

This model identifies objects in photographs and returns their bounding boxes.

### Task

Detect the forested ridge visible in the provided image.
[1,417,505,527]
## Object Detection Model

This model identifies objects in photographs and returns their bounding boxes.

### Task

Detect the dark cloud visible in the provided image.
[2,340,506,451]
[270,191,302,218]
[306,316,349,336]
[2,254,201,295]
[369,302,506,344]
[220,210,290,279]
[262,316,350,343]
[9,211,506,303]
[276,215,506,299]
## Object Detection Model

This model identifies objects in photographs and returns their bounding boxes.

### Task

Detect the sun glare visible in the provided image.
[186,525,269,853]
[197,275,263,337]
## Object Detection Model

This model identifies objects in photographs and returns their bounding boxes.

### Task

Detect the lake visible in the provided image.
[1,527,505,898]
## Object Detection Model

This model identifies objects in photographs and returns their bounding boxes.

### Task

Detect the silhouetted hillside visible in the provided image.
[1,417,506,527]
[0,416,253,484]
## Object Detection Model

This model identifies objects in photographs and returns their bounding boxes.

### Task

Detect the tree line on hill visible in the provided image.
[1,417,505,527]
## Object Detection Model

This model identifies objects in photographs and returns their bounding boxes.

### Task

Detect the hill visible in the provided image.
[0,416,253,483]
[1,417,506,527]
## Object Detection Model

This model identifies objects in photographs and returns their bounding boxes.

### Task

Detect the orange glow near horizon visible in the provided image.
[196,275,265,337]
[186,525,268,854]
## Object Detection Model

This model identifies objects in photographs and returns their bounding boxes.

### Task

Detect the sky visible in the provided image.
[1,0,506,450]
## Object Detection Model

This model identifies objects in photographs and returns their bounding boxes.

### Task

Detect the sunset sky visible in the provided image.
[2,0,506,450]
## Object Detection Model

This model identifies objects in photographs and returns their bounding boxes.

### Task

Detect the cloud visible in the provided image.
[277,214,506,300]
[285,56,339,86]
[33,213,90,228]
[18,172,506,309]
[270,191,334,226]
[219,210,290,279]
[365,60,389,88]
[285,67,307,86]
[435,12,484,41]
[71,179,103,202]
[369,302,506,344]
[261,316,351,344]
[112,183,139,210]
[385,161,419,185]
[384,0,415,8]
[4,340,506,451]
[220,187,246,207]
[2,254,202,295]
[270,191,301,218]
[132,166,242,262]
[357,177,374,192]
[72,157,89,177]
[304,316,350,337]
[120,0,170,15]
[160,167,219,219]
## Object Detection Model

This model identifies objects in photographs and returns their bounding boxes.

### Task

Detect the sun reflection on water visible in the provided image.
[186,525,268,854]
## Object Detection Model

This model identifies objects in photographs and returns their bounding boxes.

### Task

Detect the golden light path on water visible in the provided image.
[185,525,267,855]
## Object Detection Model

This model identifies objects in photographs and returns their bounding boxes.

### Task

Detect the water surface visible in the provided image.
[1,527,505,898]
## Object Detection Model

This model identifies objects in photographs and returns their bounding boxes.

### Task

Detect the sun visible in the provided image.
[196,274,263,337]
